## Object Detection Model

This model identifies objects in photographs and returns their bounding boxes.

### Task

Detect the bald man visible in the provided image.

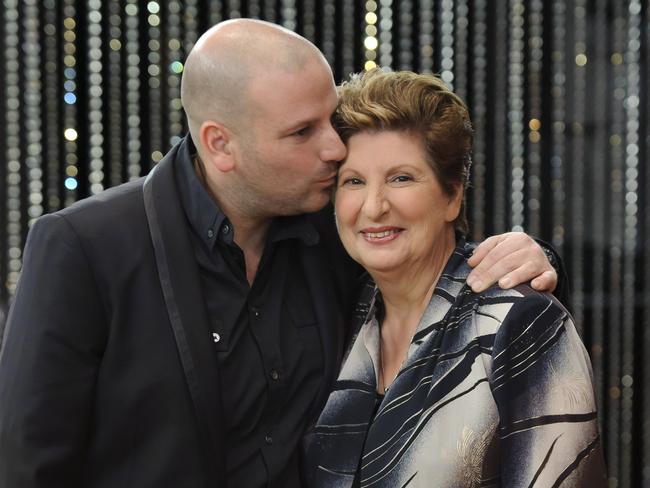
[0,19,564,488]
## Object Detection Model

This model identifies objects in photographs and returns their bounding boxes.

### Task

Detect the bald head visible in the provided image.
[181,19,329,145]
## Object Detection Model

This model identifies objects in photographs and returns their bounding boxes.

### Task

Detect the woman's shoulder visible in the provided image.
[470,282,585,397]
[472,282,570,341]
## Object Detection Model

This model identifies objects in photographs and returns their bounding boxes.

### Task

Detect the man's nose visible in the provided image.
[321,125,347,162]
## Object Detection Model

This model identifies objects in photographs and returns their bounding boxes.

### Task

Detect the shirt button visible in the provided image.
[222,223,230,235]
[265,435,273,445]
[251,307,260,318]
[270,369,280,381]
[207,228,215,239]
[212,332,221,343]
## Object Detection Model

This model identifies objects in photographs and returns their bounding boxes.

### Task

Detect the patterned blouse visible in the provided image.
[303,240,606,487]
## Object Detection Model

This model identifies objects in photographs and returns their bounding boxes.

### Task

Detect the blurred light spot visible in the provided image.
[64,92,77,104]
[364,60,377,71]
[364,36,378,50]
[64,128,78,141]
[529,118,541,131]
[365,12,377,24]
[148,14,160,26]
[170,61,183,74]
[441,71,454,83]
[575,53,587,66]
[65,177,78,190]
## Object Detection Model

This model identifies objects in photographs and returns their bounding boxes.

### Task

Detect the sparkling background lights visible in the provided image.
[0,3,649,485]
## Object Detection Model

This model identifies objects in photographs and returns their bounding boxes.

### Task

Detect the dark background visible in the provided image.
[0,1,648,486]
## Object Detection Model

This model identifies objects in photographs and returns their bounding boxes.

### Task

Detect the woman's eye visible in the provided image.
[341,177,363,186]
[392,175,413,183]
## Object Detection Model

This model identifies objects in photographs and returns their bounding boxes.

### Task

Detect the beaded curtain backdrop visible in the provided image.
[0,1,648,486]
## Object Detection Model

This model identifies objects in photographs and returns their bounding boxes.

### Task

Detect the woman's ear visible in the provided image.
[199,120,235,172]
[445,183,464,222]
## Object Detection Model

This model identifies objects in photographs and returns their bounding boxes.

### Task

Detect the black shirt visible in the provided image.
[175,155,324,487]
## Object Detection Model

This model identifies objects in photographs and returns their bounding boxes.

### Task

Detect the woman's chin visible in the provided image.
[355,256,403,277]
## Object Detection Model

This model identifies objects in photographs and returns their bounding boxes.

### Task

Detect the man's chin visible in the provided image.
[296,193,332,215]
[264,195,330,217]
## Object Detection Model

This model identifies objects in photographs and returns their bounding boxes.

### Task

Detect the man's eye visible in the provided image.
[292,127,310,137]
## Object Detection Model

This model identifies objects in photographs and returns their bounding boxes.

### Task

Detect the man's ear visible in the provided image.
[199,120,235,172]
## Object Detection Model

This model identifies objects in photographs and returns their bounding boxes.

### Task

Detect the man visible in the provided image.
[0,20,562,487]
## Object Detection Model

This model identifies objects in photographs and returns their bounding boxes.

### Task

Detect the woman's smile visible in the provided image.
[360,226,404,243]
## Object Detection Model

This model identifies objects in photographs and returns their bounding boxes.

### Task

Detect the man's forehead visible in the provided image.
[248,64,336,115]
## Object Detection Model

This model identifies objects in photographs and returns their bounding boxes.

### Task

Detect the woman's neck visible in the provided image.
[372,229,456,393]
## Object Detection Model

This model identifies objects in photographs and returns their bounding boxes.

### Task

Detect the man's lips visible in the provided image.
[360,226,404,242]
[316,173,337,185]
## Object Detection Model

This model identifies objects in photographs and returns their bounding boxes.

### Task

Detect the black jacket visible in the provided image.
[0,136,359,487]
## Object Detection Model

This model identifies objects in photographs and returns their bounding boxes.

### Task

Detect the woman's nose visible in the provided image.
[362,186,390,219]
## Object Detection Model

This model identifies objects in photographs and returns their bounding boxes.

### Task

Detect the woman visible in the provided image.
[303,70,606,487]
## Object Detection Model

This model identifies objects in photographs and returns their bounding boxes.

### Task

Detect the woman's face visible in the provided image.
[335,130,462,275]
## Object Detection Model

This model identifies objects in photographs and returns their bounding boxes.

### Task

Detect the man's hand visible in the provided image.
[466,232,557,293]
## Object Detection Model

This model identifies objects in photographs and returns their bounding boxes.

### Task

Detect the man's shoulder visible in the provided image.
[38,178,149,248]
[53,136,187,228]
[58,177,145,221]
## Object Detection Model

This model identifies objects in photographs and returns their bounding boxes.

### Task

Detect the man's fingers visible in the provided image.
[496,260,540,289]
[467,232,557,293]
[467,235,502,267]
[468,248,527,292]
[530,270,558,292]
[467,232,559,293]
[468,234,530,287]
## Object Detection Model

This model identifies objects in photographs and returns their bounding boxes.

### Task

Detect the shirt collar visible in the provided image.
[175,137,226,250]
[267,214,320,246]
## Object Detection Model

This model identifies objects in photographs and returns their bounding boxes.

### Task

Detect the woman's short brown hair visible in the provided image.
[334,69,473,234]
